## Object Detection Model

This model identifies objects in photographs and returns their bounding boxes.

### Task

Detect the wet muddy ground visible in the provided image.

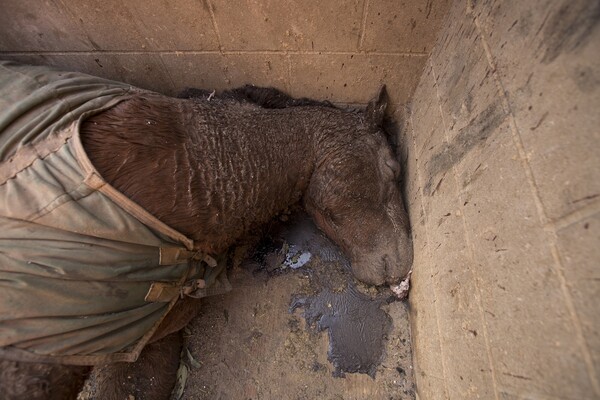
[181,212,415,400]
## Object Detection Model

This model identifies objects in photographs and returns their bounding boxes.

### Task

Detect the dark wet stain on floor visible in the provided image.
[290,285,392,378]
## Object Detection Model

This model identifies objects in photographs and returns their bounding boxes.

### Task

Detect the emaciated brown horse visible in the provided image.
[1,81,412,400]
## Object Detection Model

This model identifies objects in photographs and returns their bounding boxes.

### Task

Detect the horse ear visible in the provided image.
[366,85,388,128]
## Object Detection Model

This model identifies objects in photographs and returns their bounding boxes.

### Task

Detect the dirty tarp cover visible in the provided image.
[0,61,223,365]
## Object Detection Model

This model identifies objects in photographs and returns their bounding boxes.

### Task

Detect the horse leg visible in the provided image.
[0,359,89,400]
[81,298,201,400]
[149,297,202,343]
[83,331,183,400]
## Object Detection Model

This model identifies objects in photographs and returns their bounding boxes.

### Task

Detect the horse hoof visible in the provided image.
[80,332,183,400]
[0,359,89,400]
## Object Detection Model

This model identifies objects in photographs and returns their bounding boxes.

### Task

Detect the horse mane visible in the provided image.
[178,85,336,110]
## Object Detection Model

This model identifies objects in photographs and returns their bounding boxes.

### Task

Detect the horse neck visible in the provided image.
[81,95,347,255]
[182,102,328,252]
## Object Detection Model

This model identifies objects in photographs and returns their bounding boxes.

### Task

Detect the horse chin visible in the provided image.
[387,236,414,284]
[384,254,413,286]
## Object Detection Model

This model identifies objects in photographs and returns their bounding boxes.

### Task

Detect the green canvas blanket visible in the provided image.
[0,61,229,365]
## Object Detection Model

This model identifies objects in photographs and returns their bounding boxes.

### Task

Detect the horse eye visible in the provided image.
[385,158,401,179]
[323,207,343,227]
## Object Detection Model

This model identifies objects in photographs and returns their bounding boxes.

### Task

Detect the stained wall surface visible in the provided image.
[404,0,600,398]
[0,0,450,109]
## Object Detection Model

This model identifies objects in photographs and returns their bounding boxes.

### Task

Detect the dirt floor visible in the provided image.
[179,212,416,400]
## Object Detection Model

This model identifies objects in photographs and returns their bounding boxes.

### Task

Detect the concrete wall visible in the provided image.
[0,0,450,109]
[404,0,600,398]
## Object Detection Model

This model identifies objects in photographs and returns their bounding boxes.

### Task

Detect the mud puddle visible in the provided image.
[291,286,392,378]
[182,210,415,399]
